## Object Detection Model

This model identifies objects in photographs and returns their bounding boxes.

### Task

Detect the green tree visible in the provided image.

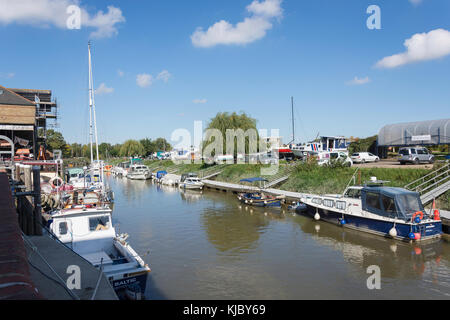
[45,129,66,151]
[140,138,155,156]
[154,138,172,152]
[120,140,145,157]
[202,112,260,160]
[98,143,113,159]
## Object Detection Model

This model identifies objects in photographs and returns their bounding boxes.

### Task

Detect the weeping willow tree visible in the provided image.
[202,112,264,162]
[119,140,145,157]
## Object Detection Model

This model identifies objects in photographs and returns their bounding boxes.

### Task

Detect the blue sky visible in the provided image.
[0,0,449,146]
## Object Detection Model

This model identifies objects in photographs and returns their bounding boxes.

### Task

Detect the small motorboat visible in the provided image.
[48,207,151,298]
[127,164,151,180]
[179,177,204,190]
[237,177,284,208]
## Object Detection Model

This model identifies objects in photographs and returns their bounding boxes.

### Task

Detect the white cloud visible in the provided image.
[409,0,423,6]
[0,0,125,39]
[136,70,172,88]
[191,0,283,48]
[193,99,207,104]
[346,76,370,85]
[95,82,114,95]
[156,70,172,83]
[375,29,450,68]
[1,72,15,79]
[136,74,153,88]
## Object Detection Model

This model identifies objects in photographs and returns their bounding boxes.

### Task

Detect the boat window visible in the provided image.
[345,188,361,199]
[397,194,423,218]
[336,201,346,210]
[312,198,322,205]
[59,222,68,235]
[323,199,335,207]
[381,195,397,218]
[366,192,382,210]
[89,216,110,231]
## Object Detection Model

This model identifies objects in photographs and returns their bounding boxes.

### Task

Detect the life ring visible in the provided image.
[412,211,424,222]
[49,176,64,188]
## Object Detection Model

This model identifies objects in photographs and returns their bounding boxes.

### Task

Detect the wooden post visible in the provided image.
[23,165,33,235]
[32,166,42,236]
[14,163,20,182]
[358,170,362,185]
[18,164,25,232]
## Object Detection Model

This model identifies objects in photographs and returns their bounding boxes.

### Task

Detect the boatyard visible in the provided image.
[1,0,450,304]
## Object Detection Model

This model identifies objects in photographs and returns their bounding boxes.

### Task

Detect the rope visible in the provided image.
[90,258,103,300]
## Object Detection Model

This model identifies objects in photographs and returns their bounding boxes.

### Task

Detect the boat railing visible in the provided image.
[342,167,360,195]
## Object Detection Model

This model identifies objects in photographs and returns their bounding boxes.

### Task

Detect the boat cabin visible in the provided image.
[181,173,198,182]
[360,187,425,221]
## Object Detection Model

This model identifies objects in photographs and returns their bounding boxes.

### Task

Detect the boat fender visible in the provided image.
[389,228,398,238]
[264,201,268,205]
[409,232,421,240]
[340,219,347,226]
[412,211,423,223]
[434,209,440,221]
[314,213,320,221]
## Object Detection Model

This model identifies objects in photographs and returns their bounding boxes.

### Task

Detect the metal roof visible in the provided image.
[378,118,450,146]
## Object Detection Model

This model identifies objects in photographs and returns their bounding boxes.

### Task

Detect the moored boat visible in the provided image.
[237,178,284,208]
[47,206,151,299]
[127,164,151,180]
[179,177,204,190]
[296,179,442,242]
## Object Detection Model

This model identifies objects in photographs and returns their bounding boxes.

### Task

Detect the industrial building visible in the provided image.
[377,119,450,158]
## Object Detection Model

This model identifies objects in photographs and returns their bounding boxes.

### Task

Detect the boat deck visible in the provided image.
[25,235,118,300]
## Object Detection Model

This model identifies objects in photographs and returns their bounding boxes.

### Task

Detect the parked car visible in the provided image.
[314,151,353,167]
[399,147,434,165]
[351,152,380,164]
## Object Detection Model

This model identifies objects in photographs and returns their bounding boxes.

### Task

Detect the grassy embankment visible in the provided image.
[76,157,450,210]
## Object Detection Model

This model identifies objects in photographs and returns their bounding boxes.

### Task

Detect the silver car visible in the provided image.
[399,147,434,165]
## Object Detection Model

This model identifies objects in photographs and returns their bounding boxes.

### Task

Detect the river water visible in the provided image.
[108,176,450,300]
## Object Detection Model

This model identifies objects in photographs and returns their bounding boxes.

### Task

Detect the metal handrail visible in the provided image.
[419,175,450,194]
[404,163,449,190]
[410,169,450,192]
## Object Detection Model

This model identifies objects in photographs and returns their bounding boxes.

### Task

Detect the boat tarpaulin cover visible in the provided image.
[240,177,269,183]
[378,118,450,146]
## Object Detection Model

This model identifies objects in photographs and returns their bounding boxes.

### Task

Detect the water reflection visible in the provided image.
[180,189,203,203]
[293,216,450,295]
[106,176,450,299]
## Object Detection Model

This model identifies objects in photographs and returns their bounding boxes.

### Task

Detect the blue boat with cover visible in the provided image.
[296,180,442,242]
[237,178,285,208]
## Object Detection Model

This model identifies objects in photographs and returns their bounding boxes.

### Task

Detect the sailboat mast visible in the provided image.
[88,42,100,163]
[88,42,94,163]
[291,96,295,144]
